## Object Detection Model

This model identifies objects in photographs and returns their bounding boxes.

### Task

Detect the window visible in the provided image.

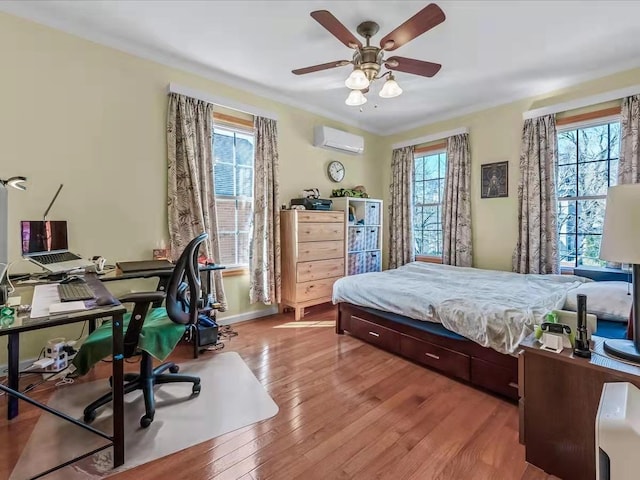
[212,125,255,267]
[557,120,620,267]
[413,151,447,257]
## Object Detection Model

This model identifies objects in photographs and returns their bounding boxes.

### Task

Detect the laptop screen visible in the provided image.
[21,220,69,255]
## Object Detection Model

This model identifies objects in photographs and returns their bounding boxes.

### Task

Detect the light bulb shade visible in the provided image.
[0,176,27,191]
[600,184,640,264]
[345,90,367,106]
[345,69,370,90]
[379,77,403,98]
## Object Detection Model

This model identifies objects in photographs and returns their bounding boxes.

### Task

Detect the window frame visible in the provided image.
[556,114,621,269]
[212,122,256,272]
[413,148,447,262]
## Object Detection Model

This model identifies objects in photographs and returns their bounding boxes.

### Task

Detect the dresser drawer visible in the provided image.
[298,223,344,242]
[471,357,519,400]
[298,211,343,223]
[349,315,400,352]
[400,335,470,381]
[297,259,344,283]
[297,241,344,262]
[295,277,338,302]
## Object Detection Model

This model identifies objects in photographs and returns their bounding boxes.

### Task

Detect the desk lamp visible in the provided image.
[1,176,27,280]
[600,184,640,363]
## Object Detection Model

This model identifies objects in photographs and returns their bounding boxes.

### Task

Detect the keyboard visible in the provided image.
[36,252,82,265]
[58,282,95,302]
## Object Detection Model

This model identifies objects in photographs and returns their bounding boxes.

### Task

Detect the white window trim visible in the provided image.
[213,125,255,269]
[413,149,447,258]
[556,116,621,268]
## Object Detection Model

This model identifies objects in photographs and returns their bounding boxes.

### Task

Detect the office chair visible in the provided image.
[77,233,208,428]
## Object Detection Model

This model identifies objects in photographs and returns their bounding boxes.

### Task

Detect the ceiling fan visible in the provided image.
[292,3,446,106]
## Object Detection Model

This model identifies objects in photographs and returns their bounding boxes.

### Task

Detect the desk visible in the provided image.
[0,274,127,477]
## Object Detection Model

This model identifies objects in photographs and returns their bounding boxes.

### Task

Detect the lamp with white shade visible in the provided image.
[600,183,640,363]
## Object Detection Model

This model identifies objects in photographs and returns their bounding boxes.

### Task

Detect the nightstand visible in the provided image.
[520,334,640,480]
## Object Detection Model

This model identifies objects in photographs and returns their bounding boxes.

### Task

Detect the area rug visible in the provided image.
[10,352,279,479]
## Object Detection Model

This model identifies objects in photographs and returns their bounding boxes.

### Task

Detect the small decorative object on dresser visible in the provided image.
[331,197,383,276]
[280,210,345,320]
[481,161,508,198]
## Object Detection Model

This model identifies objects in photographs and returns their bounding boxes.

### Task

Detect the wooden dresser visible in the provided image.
[280,210,345,320]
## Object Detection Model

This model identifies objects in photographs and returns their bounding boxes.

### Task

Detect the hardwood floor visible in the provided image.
[0,305,557,480]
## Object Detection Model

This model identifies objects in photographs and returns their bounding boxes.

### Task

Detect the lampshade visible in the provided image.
[345,69,370,90]
[379,75,403,98]
[345,89,367,106]
[600,184,640,264]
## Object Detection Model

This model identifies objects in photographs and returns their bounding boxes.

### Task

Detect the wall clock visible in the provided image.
[327,161,345,183]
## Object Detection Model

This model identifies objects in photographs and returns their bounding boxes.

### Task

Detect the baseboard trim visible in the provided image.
[217,305,279,325]
[0,307,280,375]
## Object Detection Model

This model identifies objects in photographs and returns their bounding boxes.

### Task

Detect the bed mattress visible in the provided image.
[332,262,590,354]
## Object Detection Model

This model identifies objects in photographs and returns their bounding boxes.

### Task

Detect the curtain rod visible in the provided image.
[522,84,640,120]
[391,127,469,150]
[168,83,278,121]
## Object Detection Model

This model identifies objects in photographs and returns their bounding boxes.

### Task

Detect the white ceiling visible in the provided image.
[3,0,640,135]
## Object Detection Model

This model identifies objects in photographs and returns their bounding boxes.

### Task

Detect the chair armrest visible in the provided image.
[100,269,174,282]
[119,291,166,305]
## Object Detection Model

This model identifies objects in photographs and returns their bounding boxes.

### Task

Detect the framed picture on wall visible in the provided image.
[481,161,508,199]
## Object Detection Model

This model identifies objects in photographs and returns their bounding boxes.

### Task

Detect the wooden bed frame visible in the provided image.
[336,302,519,400]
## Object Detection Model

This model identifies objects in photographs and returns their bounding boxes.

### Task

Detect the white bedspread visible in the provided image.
[332,262,591,354]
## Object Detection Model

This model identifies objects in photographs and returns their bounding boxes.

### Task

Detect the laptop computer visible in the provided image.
[21,220,94,273]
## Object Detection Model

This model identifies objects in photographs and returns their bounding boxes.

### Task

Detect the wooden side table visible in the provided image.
[520,334,640,480]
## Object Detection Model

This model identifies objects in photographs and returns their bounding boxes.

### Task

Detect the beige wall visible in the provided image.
[0,12,385,362]
[2,9,640,363]
[380,67,640,271]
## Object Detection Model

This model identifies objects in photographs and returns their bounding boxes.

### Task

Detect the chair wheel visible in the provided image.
[169,365,180,373]
[84,410,97,424]
[192,383,201,395]
[140,415,154,428]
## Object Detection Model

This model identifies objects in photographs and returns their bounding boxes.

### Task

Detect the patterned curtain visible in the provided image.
[512,114,559,274]
[167,93,226,309]
[389,146,415,269]
[250,116,281,305]
[619,94,640,184]
[443,133,473,266]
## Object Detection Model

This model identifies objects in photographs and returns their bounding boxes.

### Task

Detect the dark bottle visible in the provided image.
[574,293,591,359]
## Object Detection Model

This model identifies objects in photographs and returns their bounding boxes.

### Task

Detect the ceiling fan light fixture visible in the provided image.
[345,68,370,90]
[379,74,403,98]
[345,89,367,106]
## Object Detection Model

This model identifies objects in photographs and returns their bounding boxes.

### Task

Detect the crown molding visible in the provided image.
[382,58,640,136]
[2,5,640,139]
[0,5,383,135]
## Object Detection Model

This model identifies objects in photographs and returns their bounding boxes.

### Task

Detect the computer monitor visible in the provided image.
[21,220,69,254]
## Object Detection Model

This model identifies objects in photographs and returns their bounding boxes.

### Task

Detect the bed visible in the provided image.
[333,262,631,400]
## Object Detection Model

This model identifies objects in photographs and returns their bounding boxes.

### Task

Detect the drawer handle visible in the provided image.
[368,331,380,337]
[425,352,440,360]
[508,382,519,389]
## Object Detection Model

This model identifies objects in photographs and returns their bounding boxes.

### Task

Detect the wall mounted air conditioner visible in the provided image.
[313,126,364,155]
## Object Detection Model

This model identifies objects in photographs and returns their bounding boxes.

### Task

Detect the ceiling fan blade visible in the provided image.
[292,60,351,75]
[380,3,446,51]
[385,57,442,77]
[310,10,363,49]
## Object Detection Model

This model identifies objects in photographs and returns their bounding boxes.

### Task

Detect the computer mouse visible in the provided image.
[95,296,113,306]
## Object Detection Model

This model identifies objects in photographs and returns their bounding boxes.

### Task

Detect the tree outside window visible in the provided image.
[557,121,620,267]
[414,151,446,257]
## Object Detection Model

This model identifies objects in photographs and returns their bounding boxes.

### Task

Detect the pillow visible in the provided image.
[564,281,633,322]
